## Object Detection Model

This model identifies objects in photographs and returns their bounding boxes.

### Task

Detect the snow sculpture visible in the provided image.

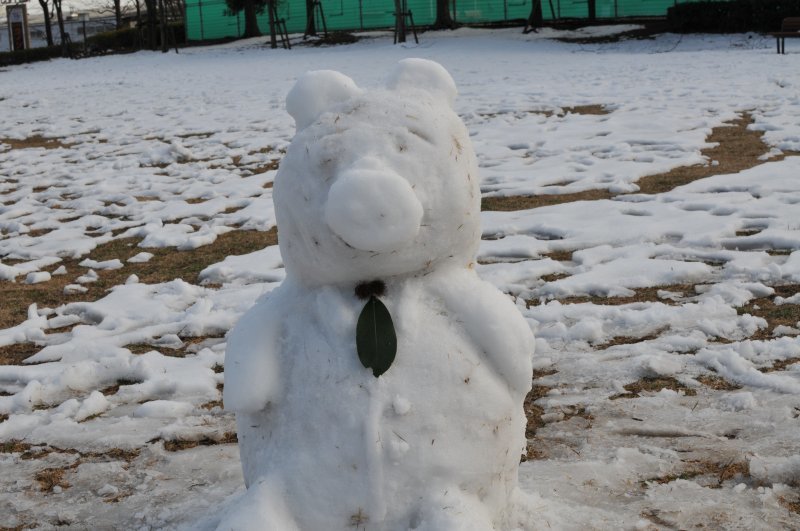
[220,59,535,530]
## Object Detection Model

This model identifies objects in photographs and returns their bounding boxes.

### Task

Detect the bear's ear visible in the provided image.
[286,70,361,130]
[387,58,457,108]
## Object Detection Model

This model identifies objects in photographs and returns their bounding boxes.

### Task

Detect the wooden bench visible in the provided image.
[770,17,800,54]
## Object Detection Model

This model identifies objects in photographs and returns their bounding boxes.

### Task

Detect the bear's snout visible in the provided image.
[324,166,423,253]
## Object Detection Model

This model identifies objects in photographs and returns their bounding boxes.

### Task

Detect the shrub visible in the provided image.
[0,46,64,67]
[86,27,139,52]
[667,0,800,33]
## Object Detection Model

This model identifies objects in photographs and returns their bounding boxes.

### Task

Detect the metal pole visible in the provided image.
[198,0,204,41]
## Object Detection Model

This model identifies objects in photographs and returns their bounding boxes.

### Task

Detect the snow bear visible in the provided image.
[220,59,535,531]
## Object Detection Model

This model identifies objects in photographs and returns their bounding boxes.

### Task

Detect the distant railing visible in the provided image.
[184,0,724,43]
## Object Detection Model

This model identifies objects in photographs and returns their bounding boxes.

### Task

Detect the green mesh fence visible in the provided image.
[184,0,729,42]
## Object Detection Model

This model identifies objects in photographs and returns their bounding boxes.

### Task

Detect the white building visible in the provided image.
[1,11,116,52]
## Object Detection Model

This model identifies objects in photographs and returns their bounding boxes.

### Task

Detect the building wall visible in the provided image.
[184,0,722,42]
[1,17,116,52]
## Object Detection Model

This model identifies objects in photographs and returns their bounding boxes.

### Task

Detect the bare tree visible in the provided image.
[432,0,456,30]
[37,0,55,46]
[524,0,543,33]
[394,0,406,43]
[225,0,266,38]
[92,0,134,29]
[143,0,159,49]
[304,0,315,36]
[52,0,70,56]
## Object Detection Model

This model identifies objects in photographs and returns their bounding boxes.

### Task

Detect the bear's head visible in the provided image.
[274,59,481,287]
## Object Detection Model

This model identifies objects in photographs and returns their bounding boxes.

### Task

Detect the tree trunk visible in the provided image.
[305,0,316,36]
[242,0,261,38]
[267,0,277,48]
[527,0,543,29]
[144,0,158,49]
[38,0,55,47]
[114,0,123,29]
[158,0,167,52]
[53,0,70,57]
[587,0,596,21]
[432,0,455,29]
[394,0,406,43]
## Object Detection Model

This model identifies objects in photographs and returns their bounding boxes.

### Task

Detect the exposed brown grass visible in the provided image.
[561,104,610,116]
[737,284,800,341]
[696,375,742,391]
[523,384,552,438]
[34,465,75,492]
[644,459,749,489]
[482,112,800,212]
[160,432,238,451]
[1,440,35,455]
[761,357,800,374]
[778,495,800,515]
[538,272,571,283]
[635,113,798,195]
[0,342,42,366]
[482,189,613,212]
[554,285,696,306]
[0,229,277,364]
[99,379,143,396]
[540,249,575,262]
[596,329,669,349]
[611,377,697,400]
[0,135,74,150]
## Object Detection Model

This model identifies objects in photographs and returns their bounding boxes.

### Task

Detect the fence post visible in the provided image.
[198,0,204,40]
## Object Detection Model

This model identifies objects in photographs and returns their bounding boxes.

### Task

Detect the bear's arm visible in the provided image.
[430,268,535,396]
[223,288,287,413]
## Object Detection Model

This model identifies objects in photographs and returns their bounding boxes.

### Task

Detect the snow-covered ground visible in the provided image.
[1,27,799,529]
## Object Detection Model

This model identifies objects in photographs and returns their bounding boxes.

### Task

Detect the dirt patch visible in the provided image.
[540,249,575,262]
[643,459,749,489]
[0,342,42,365]
[737,285,800,341]
[0,228,278,339]
[778,495,800,515]
[561,104,610,116]
[595,328,669,349]
[481,112,800,212]
[761,357,800,374]
[99,379,144,396]
[554,22,669,45]
[611,377,697,400]
[553,285,696,306]
[523,384,552,438]
[481,189,613,212]
[123,335,223,358]
[35,463,79,492]
[538,272,571,283]
[0,135,74,151]
[159,432,238,451]
[635,113,799,195]
[696,374,742,391]
[200,399,223,410]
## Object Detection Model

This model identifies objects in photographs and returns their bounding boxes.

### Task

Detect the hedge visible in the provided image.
[0,45,66,67]
[86,27,140,52]
[667,0,800,33]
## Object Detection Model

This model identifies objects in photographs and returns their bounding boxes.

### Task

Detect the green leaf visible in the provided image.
[356,295,397,378]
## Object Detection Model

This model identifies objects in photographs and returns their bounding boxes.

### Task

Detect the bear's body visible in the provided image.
[221,59,535,531]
